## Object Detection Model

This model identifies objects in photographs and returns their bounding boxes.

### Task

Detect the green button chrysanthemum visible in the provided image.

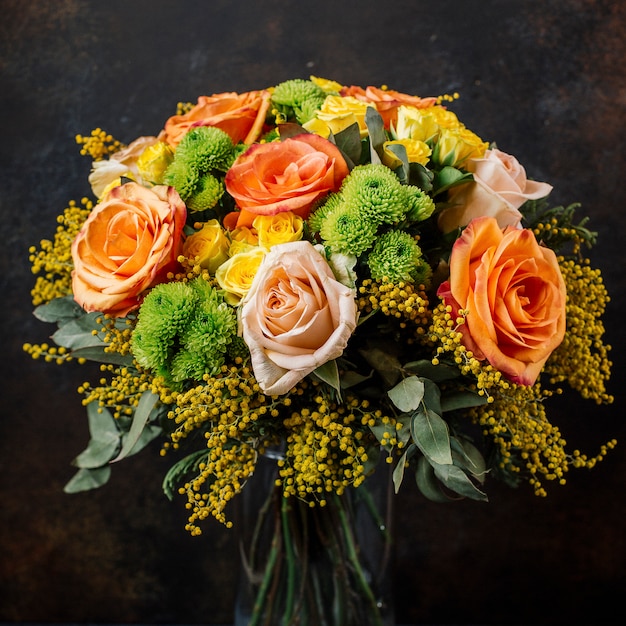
[271,78,328,124]
[340,164,408,225]
[319,204,378,256]
[367,230,431,285]
[131,277,238,387]
[405,185,436,222]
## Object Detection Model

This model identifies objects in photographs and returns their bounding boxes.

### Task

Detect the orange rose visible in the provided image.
[71,182,186,316]
[437,217,566,386]
[341,85,437,128]
[223,133,349,228]
[160,90,271,147]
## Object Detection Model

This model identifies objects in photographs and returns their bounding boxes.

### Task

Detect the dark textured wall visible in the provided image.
[1,0,624,624]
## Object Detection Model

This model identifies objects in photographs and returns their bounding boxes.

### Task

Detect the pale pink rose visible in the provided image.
[240,241,358,395]
[88,136,159,197]
[438,148,553,233]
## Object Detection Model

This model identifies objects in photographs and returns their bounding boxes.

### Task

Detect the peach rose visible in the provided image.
[160,90,271,147]
[341,85,437,128]
[438,148,553,233]
[240,241,358,395]
[224,133,349,228]
[437,216,566,386]
[71,182,186,316]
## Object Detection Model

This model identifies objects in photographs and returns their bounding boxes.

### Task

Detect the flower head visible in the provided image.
[367,230,430,285]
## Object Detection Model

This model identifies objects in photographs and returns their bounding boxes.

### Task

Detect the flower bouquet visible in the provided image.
[25,77,615,625]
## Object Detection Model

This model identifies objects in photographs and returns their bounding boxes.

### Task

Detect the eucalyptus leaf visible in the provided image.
[450,437,488,482]
[70,345,135,366]
[51,312,104,350]
[392,444,416,494]
[121,424,162,458]
[33,296,84,324]
[162,449,209,500]
[333,122,362,165]
[365,107,386,163]
[403,360,460,382]
[64,466,111,493]
[312,359,341,397]
[385,142,410,184]
[340,369,373,389]
[409,162,434,193]
[410,407,452,466]
[388,376,425,413]
[415,456,451,503]
[86,402,119,441]
[433,167,473,196]
[358,347,402,387]
[441,390,489,412]
[112,391,160,463]
[432,462,488,501]
[421,377,442,415]
[73,437,120,469]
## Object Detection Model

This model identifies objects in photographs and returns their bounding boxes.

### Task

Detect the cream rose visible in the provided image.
[240,241,358,395]
[438,148,553,233]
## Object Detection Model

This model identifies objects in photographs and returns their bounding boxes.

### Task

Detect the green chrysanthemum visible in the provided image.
[340,164,408,225]
[319,204,377,256]
[173,126,236,173]
[131,281,198,372]
[163,126,235,205]
[404,185,436,222]
[367,230,431,285]
[130,278,237,387]
[271,79,327,124]
[308,192,344,234]
[186,174,225,212]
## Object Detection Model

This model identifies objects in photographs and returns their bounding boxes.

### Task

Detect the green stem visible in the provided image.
[280,496,296,625]
[332,492,384,626]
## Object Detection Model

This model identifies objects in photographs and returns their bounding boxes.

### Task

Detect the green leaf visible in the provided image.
[415,456,451,503]
[33,296,84,324]
[394,413,413,446]
[403,360,460,382]
[333,122,362,165]
[450,437,488,482]
[69,345,135,365]
[384,142,410,184]
[51,312,104,350]
[410,407,452,466]
[421,377,442,415]
[408,162,433,193]
[365,107,386,163]
[441,390,489,412]
[358,347,402,387]
[64,466,111,493]
[162,449,209,500]
[433,167,473,196]
[432,462,488,501]
[392,443,416,494]
[388,376,424,412]
[312,359,342,397]
[72,403,120,468]
[121,424,162,458]
[112,391,160,463]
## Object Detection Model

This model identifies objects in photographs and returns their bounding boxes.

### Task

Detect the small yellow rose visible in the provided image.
[314,95,374,138]
[228,226,259,255]
[182,219,230,273]
[432,127,488,168]
[302,117,332,139]
[215,247,266,305]
[395,105,440,143]
[253,212,304,249]
[382,139,432,169]
[309,76,344,94]
[136,141,174,184]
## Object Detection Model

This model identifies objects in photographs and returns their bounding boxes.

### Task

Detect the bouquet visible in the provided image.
[25,77,615,625]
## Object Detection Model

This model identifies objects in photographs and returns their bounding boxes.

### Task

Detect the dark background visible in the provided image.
[1,0,624,624]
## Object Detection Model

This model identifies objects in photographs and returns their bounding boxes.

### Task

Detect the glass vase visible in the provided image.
[233,451,395,626]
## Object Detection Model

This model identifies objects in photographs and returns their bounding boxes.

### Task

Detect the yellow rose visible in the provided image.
[229,226,259,255]
[395,105,440,143]
[431,127,488,168]
[182,219,230,273]
[382,139,432,169]
[136,141,174,185]
[309,76,344,93]
[314,95,374,138]
[215,247,266,305]
[253,212,304,249]
[302,117,332,139]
